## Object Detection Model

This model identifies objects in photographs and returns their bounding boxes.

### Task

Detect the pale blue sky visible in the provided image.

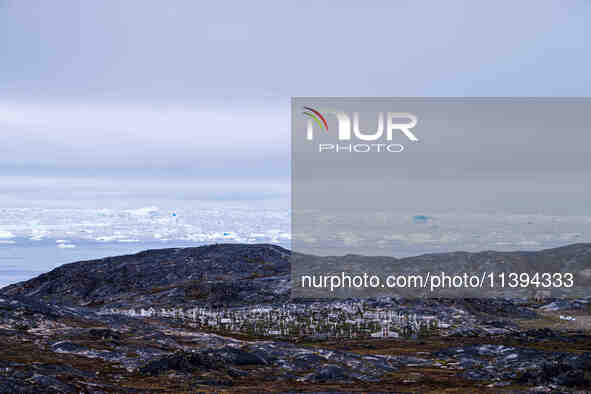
[0,0,589,208]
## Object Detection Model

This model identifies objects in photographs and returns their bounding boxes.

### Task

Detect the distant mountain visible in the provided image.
[2,243,590,306]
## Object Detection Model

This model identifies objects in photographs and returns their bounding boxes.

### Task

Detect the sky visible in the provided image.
[0,0,590,210]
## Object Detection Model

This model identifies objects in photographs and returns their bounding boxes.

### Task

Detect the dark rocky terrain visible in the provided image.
[1,243,591,392]
[0,244,291,308]
[4,243,591,306]
[292,242,591,298]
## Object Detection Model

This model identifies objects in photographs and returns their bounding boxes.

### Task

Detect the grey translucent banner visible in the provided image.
[291,98,591,299]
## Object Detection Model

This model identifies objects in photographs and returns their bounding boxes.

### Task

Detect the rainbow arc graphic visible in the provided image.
[302,106,328,132]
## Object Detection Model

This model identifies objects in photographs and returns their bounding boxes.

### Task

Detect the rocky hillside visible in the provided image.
[2,243,591,392]
[0,243,291,307]
[3,243,590,306]
[293,242,591,298]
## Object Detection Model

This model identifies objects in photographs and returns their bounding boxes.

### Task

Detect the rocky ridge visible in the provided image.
[1,243,591,392]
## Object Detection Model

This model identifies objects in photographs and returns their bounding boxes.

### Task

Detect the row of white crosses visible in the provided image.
[100,302,444,338]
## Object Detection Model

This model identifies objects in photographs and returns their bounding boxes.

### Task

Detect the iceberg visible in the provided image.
[0,230,15,239]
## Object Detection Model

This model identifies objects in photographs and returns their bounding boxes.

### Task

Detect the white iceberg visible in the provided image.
[0,230,15,239]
